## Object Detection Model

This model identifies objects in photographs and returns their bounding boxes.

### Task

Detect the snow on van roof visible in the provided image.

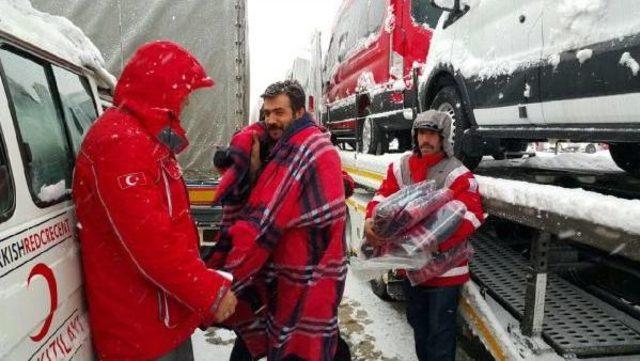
[0,0,116,88]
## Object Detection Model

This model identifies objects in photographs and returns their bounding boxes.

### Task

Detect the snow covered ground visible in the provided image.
[192,270,473,361]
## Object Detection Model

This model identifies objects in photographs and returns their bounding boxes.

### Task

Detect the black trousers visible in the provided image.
[403,281,461,361]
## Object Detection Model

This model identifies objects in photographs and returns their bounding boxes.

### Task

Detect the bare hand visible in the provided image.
[249,131,261,182]
[214,290,238,323]
[364,219,386,247]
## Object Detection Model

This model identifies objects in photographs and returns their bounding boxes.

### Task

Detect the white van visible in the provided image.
[0,3,114,360]
[420,0,640,175]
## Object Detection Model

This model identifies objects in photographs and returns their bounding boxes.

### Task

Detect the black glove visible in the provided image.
[213,147,234,170]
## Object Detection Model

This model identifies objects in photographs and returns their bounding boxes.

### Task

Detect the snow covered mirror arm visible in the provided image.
[429,0,459,12]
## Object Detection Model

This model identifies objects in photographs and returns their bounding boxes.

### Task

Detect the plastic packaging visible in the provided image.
[388,188,454,238]
[407,242,474,286]
[372,180,435,238]
[400,200,466,255]
[353,200,468,276]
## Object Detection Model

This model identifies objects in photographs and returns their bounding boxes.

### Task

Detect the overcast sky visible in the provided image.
[247,0,342,119]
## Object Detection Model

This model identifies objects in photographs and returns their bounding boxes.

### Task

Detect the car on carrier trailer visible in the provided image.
[420,0,640,175]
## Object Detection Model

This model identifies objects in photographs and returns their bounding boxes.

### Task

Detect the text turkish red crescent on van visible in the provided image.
[0,219,72,270]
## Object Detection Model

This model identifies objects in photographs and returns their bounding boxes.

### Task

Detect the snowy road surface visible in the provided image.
[192,270,473,361]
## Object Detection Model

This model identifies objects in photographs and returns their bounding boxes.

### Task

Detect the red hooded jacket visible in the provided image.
[72,41,230,360]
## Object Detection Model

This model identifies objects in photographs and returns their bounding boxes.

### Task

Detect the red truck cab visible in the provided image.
[322,0,441,154]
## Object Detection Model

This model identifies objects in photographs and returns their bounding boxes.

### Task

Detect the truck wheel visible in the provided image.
[330,133,339,146]
[493,141,528,160]
[398,130,413,151]
[370,275,392,301]
[609,143,640,176]
[431,86,482,170]
[506,141,529,159]
[360,117,386,155]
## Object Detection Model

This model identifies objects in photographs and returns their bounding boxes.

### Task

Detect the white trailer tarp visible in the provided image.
[32,0,250,178]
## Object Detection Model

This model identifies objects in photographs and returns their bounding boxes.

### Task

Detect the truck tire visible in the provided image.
[359,117,386,155]
[431,86,482,170]
[493,141,528,160]
[398,130,413,151]
[609,143,640,177]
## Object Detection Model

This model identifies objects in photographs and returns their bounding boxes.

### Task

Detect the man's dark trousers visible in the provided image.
[404,280,461,361]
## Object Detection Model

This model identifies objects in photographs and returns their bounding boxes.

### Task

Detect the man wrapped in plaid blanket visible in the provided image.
[210,80,348,361]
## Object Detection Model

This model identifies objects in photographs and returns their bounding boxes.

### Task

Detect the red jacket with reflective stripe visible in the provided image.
[72,42,230,360]
[365,152,485,287]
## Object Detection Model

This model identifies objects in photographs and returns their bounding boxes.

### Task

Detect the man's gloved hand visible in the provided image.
[213,146,233,170]
[364,218,386,247]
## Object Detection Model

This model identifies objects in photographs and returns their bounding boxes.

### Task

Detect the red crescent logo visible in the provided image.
[28,263,58,342]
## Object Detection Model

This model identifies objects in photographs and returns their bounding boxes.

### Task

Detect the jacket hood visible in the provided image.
[113,41,214,146]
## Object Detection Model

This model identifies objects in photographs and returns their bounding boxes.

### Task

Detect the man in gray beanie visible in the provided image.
[364,110,485,361]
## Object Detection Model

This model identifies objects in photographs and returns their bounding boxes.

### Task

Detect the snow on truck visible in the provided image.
[1,1,248,359]
[321,0,443,155]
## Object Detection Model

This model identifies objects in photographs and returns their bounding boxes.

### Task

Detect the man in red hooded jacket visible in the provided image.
[72,41,237,360]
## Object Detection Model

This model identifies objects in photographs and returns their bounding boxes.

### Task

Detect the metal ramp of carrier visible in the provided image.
[471,235,640,358]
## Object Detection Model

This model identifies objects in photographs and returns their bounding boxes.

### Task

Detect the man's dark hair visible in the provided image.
[261,80,306,112]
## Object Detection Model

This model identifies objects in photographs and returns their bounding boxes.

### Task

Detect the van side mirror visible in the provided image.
[429,0,460,12]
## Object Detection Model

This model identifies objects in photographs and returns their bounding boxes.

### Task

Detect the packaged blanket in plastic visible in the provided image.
[371,180,436,238]
[352,200,467,276]
[407,241,474,286]
[388,188,454,238]
[400,200,467,255]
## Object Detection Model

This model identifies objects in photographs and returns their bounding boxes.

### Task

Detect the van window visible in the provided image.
[367,0,387,35]
[325,0,387,79]
[0,49,73,205]
[53,65,98,153]
[0,134,14,221]
[411,0,443,29]
[325,7,350,75]
[337,3,357,62]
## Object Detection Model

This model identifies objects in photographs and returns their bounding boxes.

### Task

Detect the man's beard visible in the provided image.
[268,126,283,140]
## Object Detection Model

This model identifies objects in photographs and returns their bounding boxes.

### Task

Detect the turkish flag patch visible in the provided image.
[117,172,148,189]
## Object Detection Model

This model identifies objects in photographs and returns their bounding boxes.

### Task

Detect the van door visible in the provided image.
[455,0,544,126]
[0,46,96,360]
[540,0,640,125]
